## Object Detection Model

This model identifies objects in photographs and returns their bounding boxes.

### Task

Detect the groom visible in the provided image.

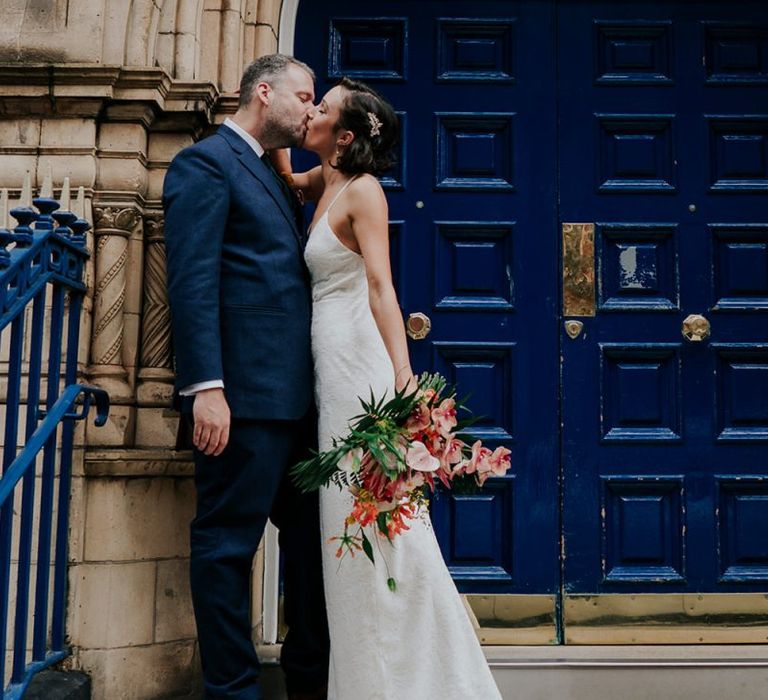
[163,55,329,700]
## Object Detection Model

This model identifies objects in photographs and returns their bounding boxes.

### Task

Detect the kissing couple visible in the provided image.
[163,54,501,700]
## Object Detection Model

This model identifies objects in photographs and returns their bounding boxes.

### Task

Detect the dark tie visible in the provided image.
[261,153,295,204]
[260,153,305,236]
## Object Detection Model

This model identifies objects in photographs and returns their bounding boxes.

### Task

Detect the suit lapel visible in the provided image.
[217,127,303,246]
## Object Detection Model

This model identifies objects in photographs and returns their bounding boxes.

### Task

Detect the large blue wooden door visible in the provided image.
[294,0,561,598]
[559,0,768,608]
[295,0,768,639]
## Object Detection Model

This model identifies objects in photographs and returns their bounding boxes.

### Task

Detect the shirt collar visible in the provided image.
[223,118,265,158]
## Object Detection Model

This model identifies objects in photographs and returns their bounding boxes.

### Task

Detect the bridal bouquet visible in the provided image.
[291,372,511,590]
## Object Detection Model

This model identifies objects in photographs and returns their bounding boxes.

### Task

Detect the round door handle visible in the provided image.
[682,313,711,342]
[406,312,431,340]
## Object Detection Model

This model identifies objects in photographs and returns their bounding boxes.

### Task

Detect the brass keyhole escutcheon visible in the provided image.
[406,312,431,340]
[564,320,584,339]
[682,314,711,342]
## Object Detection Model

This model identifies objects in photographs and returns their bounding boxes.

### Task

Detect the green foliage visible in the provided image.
[361,530,375,565]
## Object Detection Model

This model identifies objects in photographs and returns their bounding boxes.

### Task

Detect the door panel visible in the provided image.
[295,0,560,595]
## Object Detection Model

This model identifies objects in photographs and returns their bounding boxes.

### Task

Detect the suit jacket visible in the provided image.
[163,125,313,420]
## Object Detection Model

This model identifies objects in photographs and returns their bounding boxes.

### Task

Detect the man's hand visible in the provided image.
[193,388,230,456]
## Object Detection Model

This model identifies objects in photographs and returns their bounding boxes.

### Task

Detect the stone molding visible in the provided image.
[0,64,219,122]
[84,448,193,477]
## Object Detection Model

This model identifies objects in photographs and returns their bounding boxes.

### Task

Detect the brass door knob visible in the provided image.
[682,314,711,342]
[406,312,431,340]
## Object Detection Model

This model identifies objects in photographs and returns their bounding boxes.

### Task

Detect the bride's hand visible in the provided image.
[395,370,418,395]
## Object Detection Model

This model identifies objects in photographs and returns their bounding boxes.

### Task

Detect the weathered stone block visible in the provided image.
[0,154,39,189]
[85,403,135,446]
[40,119,96,149]
[83,476,194,561]
[257,0,282,25]
[35,155,97,192]
[155,558,196,643]
[0,119,41,148]
[68,473,87,562]
[69,561,156,648]
[95,156,148,195]
[253,25,278,60]
[199,10,223,85]
[98,122,147,155]
[135,407,178,447]
[77,640,202,700]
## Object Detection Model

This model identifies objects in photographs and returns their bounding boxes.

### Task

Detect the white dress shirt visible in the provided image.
[178,118,266,397]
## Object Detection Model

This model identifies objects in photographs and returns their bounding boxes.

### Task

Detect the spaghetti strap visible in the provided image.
[325,175,360,214]
[308,175,361,236]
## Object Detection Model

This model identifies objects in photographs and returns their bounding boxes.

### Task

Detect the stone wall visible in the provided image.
[0,1,284,697]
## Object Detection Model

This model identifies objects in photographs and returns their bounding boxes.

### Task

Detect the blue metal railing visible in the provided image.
[0,181,109,699]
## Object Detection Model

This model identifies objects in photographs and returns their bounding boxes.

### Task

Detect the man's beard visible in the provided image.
[261,111,305,149]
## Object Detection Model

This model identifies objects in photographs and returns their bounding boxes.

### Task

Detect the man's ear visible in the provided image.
[254,81,271,106]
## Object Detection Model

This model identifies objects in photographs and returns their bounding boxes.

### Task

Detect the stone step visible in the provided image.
[262,646,768,700]
[25,670,90,700]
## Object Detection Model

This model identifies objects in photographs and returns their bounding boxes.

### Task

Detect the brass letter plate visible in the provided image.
[562,222,596,317]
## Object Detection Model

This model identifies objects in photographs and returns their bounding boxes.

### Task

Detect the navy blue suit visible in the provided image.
[163,125,329,699]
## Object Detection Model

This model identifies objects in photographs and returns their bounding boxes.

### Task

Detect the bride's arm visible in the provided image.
[266,149,324,202]
[348,176,415,392]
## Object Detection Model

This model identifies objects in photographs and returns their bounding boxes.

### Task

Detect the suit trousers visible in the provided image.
[189,410,329,699]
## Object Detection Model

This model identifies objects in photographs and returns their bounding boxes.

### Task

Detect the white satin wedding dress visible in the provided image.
[304,178,502,700]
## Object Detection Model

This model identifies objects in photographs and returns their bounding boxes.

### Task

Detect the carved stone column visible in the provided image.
[88,206,139,405]
[138,212,173,400]
[135,211,178,446]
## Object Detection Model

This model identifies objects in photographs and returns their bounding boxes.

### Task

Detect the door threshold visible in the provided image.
[485,644,768,667]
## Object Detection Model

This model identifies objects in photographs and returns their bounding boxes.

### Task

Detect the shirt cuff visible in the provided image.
[179,380,224,396]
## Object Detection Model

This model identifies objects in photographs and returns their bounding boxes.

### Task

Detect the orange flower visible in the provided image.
[351,498,378,527]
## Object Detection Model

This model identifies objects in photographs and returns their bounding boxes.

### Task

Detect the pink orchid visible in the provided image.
[431,398,457,437]
[405,440,440,472]
[488,446,511,477]
[439,438,464,475]
[443,438,465,465]
[467,440,492,475]
[452,458,471,476]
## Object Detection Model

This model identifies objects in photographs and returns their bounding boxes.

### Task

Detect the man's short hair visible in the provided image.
[239,54,315,108]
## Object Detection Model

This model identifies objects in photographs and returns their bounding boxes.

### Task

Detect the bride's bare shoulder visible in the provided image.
[347,173,386,210]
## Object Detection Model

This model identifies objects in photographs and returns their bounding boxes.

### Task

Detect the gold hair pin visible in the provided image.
[367,112,382,137]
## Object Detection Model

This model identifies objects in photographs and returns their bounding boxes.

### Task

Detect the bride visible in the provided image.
[272,77,502,700]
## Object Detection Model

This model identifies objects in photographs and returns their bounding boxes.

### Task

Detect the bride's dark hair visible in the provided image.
[334,77,398,177]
